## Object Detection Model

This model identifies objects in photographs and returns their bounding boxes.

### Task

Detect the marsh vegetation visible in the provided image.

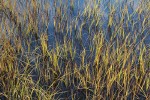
[0,0,150,99]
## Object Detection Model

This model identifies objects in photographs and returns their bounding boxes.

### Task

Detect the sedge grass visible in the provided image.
[0,0,149,99]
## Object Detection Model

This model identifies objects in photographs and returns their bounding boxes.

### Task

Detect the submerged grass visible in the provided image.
[0,0,150,99]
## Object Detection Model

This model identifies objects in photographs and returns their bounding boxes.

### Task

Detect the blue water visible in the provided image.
[2,0,148,65]
[36,0,148,67]
[46,1,149,46]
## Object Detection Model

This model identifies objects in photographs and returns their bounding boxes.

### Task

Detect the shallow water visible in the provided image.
[47,0,149,41]
[40,0,149,68]
[46,0,149,49]
[1,0,149,59]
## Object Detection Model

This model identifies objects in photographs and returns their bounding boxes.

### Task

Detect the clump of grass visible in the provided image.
[0,0,149,99]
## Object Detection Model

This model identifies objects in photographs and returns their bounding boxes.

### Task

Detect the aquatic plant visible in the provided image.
[0,0,149,99]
